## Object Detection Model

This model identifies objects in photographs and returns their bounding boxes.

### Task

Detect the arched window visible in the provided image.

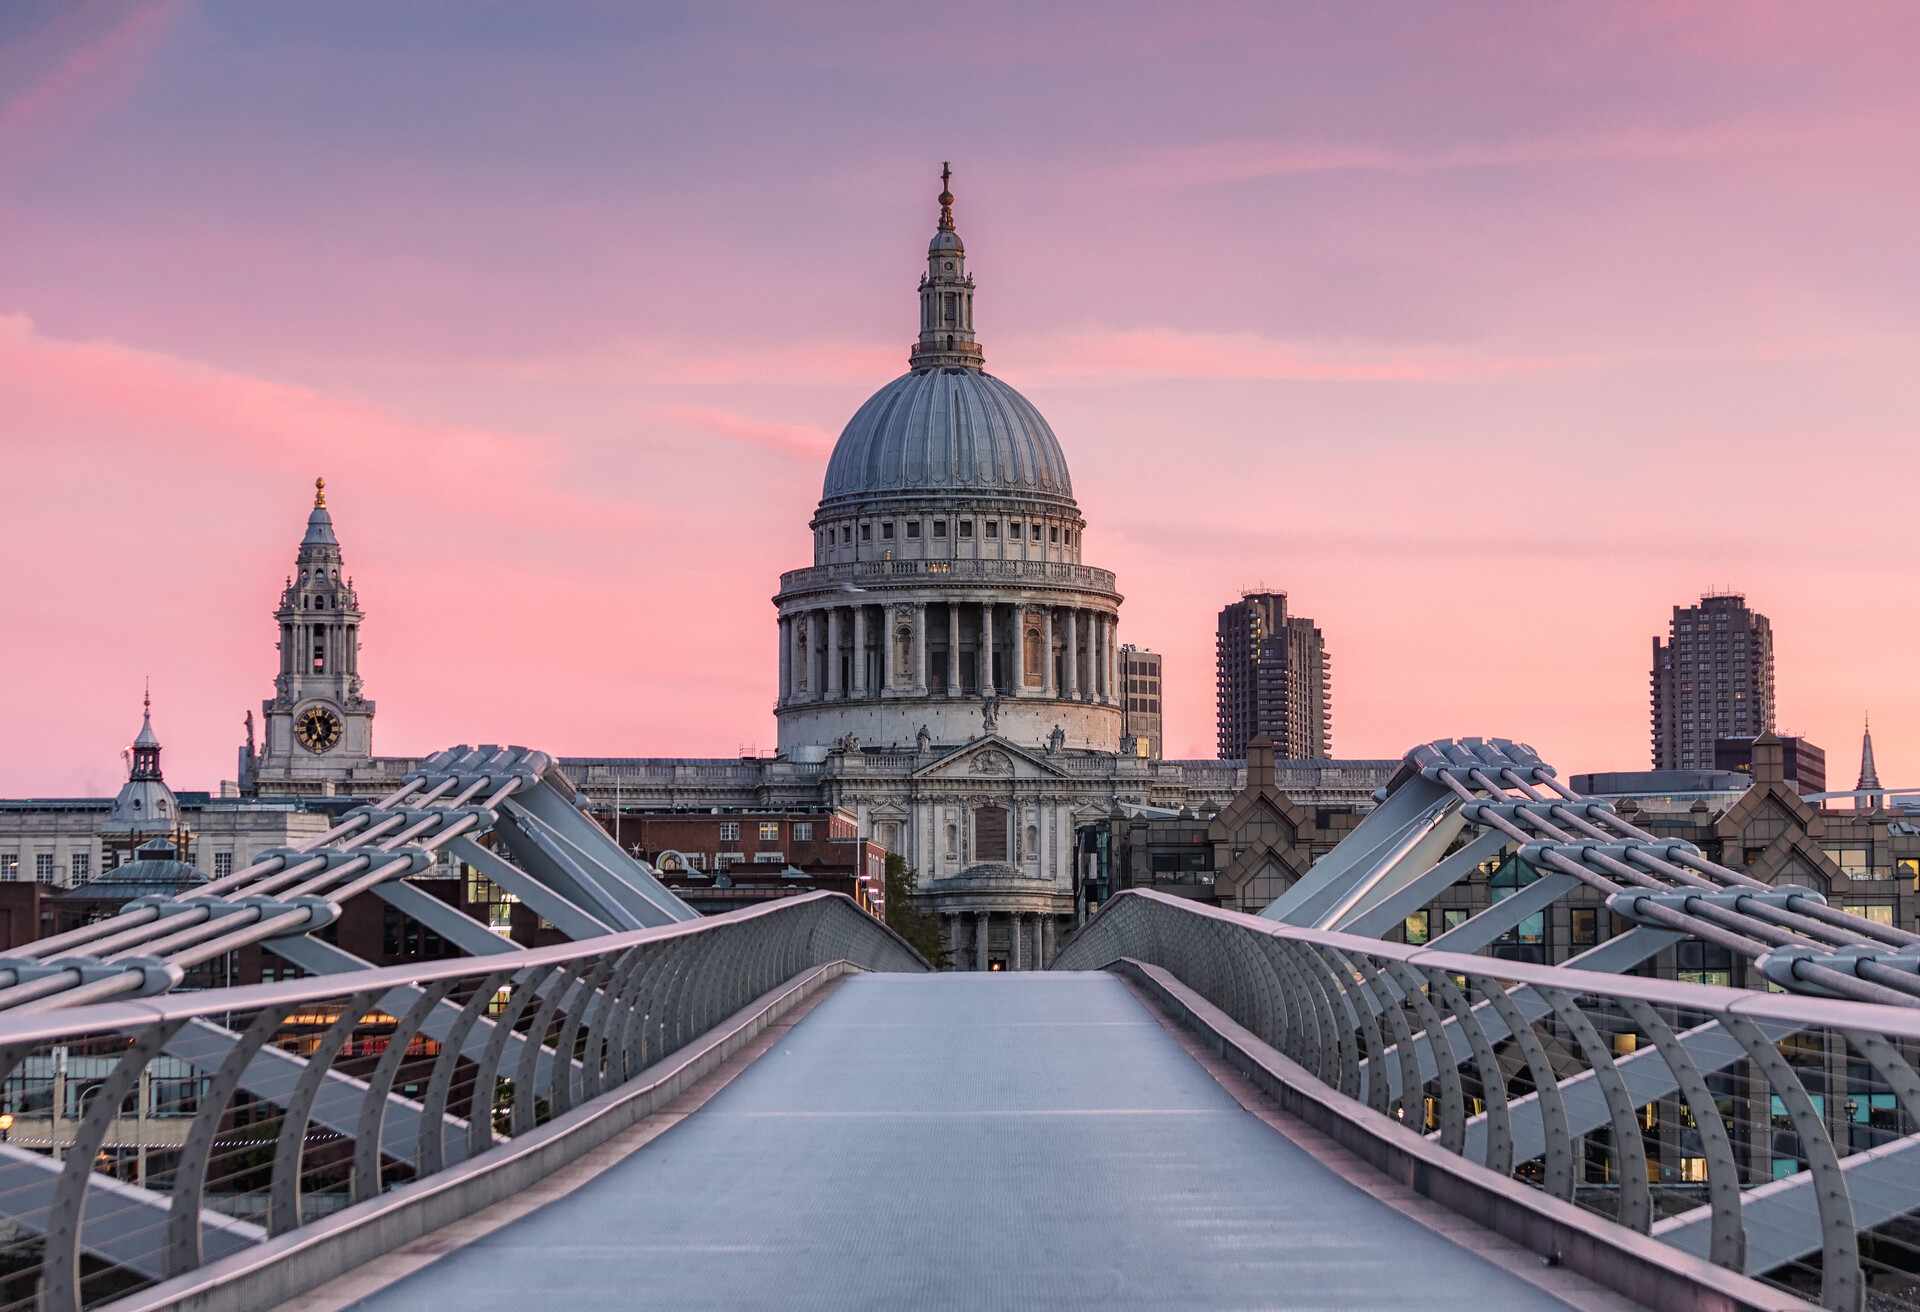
[945,821,957,855]
[1023,627,1043,686]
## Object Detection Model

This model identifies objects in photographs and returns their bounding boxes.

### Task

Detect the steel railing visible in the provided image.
[1056,888,1920,1312]
[0,891,924,1312]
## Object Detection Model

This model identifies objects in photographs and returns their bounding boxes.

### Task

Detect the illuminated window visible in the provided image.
[758,822,781,843]
[1823,845,1873,878]
[1402,911,1430,945]
[1838,902,1894,926]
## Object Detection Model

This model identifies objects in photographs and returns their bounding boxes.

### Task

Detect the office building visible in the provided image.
[1118,644,1163,758]
[1650,593,1775,770]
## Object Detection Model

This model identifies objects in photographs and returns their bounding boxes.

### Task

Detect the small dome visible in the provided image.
[820,368,1074,507]
[929,229,963,254]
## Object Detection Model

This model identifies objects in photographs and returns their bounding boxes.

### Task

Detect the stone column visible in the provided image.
[913,601,929,693]
[947,602,961,695]
[808,610,827,700]
[882,606,897,691]
[1043,608,1056,697]
[1011,606,1026,693]
[974,911,989,971]
[777,616,792,704]
[944,914,962,970]
[1042,914,1056,968]
[1064,609,1080,700]
[1089,610,1103,703]
[852,606,868,696]
[1108,616,1120,704]
[980,601,996,698]
[1011,912,1026,970]
[826,607,843,699]
[789,612,807,701]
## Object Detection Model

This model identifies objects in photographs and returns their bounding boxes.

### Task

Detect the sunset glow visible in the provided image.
[3,2,1916,794]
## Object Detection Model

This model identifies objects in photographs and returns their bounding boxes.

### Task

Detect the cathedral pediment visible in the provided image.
[913,736,1069,782]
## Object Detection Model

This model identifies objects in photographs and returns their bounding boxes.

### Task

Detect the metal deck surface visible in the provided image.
[348,972,1574,1310]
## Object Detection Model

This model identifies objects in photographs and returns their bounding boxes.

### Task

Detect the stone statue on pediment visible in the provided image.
[981,696,999,735]
[916,724,931,754]
[1047,724,1065,754]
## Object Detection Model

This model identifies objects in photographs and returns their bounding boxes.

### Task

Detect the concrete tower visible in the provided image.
[1650,593,1775,770]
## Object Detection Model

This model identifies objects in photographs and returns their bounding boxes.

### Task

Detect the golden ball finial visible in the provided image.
[314,476,327,509]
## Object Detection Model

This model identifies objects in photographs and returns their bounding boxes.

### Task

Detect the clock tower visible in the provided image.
[249,478,376,794]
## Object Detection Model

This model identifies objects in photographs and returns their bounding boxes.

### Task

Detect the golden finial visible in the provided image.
[937,161,955,232]
[314,476,327,509]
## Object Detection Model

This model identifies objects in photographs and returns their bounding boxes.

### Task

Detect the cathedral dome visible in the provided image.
[818,164,1073,511]
[820,368,1073,508]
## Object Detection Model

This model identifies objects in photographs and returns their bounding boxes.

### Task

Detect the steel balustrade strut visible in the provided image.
[1057,888,1920,1311]
[0,894,924,1312]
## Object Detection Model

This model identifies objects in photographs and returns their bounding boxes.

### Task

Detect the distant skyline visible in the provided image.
[2,2,1916,795]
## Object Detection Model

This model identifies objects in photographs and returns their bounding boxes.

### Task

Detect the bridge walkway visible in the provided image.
[340,972,1615,1310]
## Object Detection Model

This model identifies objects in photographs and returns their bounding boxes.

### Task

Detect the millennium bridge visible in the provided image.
[0,740,1915,1310]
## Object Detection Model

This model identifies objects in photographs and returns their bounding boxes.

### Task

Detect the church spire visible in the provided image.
[911,162,984,371]
[1857,712,1882,793]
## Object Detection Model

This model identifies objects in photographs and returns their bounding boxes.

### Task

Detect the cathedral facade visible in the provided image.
[220,171,1394,966]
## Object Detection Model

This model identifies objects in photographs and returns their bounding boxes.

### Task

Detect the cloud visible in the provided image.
[1100,120,1826,190]
[0,312,553,493]
[503,338,899,389]
[1002,327,1567,384]
[663,405,834,458]
[0,4,182,153]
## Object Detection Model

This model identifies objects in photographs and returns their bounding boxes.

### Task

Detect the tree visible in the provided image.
[883,853,948,968]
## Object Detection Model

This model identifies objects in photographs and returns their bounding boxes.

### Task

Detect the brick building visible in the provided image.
[585,808,887,917]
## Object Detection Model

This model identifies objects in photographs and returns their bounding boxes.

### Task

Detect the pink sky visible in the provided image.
[1,2,1916,797]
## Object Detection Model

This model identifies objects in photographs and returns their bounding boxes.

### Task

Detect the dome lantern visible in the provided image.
[912,161,984,372]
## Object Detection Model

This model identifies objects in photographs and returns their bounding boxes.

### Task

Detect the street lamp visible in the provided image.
[0,1111,13,1143]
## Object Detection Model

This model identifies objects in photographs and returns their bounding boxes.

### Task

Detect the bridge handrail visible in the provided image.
[0,890,918,1045]
[1073,889,1920,1039]
[1056,888,1920,1312]
[0,893,925,1312]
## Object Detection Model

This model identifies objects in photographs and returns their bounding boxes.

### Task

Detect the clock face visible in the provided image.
[294,705,342,754]
[943,261,954,271]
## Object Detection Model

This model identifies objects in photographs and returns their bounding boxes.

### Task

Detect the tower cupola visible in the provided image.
[911,162,984,371]
[108,684,178,831]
